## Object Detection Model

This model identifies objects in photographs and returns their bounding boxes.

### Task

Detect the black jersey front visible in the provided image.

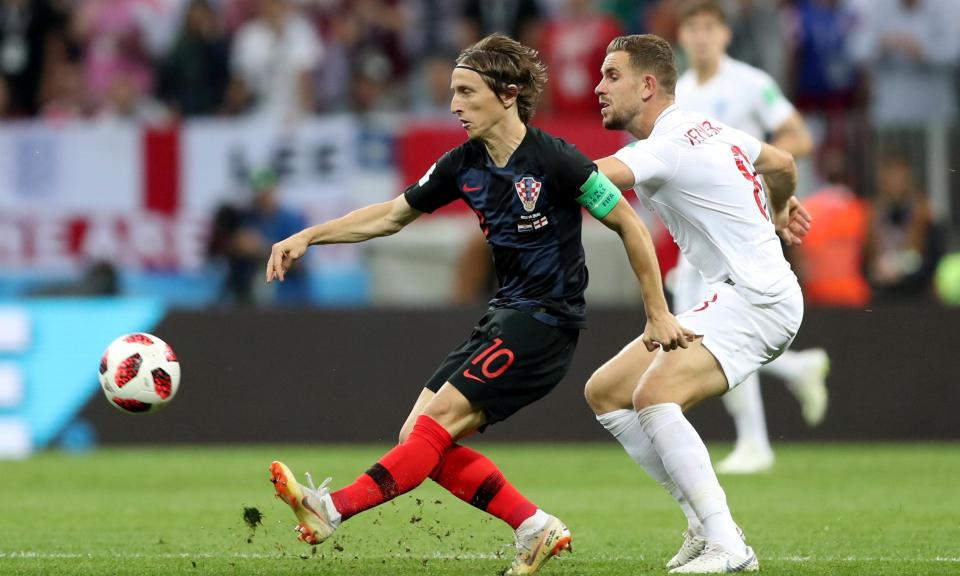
[404,126,597,328]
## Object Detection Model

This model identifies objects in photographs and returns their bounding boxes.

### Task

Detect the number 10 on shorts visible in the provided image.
[464,338,516,382]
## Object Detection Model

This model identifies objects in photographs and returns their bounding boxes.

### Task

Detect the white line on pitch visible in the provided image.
[1,551,959,563]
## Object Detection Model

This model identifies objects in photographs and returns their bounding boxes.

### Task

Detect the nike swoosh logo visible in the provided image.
[462,368,485,383]
[462,184,482,193]
[524,539,545,566]
[727,551,755,572]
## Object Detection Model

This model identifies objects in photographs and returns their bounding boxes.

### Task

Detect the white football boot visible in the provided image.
[505,513,572,574]
[269,461,339,545]
[785,348,830,426]
[666,528,708,570]
[669,544,759,574]
[715,443,775,475]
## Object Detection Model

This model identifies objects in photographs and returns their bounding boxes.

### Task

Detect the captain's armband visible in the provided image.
[576,171,622,219]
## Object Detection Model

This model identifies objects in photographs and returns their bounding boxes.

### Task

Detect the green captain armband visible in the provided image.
[576,170,622,219]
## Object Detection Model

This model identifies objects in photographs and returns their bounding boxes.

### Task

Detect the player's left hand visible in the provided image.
[774,196,811,246]
[266,232,310,283]
[642,313,697,352]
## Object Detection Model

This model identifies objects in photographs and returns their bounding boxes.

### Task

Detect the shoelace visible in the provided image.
[303,472,333,499]
[679,530,705,550]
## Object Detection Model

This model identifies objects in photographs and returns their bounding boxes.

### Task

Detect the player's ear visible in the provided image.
[720,24,732,48]
[640,74,657,102]
[500,84,520,109]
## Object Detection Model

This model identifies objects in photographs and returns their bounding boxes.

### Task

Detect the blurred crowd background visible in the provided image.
[1,0,960,309]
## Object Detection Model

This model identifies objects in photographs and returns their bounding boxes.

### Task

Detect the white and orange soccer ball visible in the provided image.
[98,333,181,414]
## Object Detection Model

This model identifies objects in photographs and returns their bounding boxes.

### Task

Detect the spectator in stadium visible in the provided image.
[409,51,459,119]
[40,58,90,121]
[539,0,622,117]
[0,76,9,118]
[208,168,309,306]
[643,0,684,45]
[264,33,691,575]
[222,0,258,34]
[157,0,230,117]
[95,69,169,124]
[793,148,871,307]
[225,0,323,121]
[848,0,960,128]
[308,0,410,113]
[460,0,543,48]
[0,0,68,116]
[243,168,310,304]
[866,150,942,298]
[722,0,790,87]
[402,0,465,61]
[791,0,860,113]
[208,199,260,306]
[74,0,155,113]
[348,49,402,113]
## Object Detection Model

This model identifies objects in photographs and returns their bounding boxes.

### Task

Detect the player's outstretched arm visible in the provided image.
[598,197,696,352]
[753,143,809,245]
[266,195,422,283]
[594,156,638,192]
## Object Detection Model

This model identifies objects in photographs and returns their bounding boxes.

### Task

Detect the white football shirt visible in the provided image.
[676,56,796,139]
[231,15,323,121]
[614,105,798,303]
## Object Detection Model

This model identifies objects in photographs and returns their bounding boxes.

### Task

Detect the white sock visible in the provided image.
[760,349,805,381]
[597,409,702,532]
[638,403,746,555]
[517,509,550,533]
[319,493,342,527]
[721,373,772,454]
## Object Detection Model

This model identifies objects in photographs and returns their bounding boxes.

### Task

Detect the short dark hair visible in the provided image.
[679,0,728,26]
[606,35,678,96]
[455,33,548,124]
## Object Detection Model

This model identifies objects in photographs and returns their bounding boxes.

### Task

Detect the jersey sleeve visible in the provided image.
[728,126,764,163]
[751,71,796,133]
[612,140,675,193]
[551,137,599,198]
[403,150,461,214]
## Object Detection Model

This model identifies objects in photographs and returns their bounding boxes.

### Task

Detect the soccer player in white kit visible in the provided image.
[584,34,812,573]
[672,0,829,474]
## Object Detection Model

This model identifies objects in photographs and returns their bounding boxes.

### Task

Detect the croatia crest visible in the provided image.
[514,176,542,212]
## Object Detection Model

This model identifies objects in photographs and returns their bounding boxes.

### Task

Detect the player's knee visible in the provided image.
[421,391,472,429]
[584,366,621,414]
[632,375,670,411]
[583,370,605,413]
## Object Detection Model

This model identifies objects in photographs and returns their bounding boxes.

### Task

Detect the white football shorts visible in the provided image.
[676,281,803,388]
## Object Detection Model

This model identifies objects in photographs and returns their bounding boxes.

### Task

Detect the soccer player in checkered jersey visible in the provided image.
[585,34,811,572]
[264,33,691,575]
[673,0,830,475]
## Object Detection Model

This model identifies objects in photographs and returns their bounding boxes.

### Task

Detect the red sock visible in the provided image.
[430,444,537,530]
[330,415,452,521]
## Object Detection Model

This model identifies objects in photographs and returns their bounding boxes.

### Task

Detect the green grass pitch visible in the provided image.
[1,443,958,575]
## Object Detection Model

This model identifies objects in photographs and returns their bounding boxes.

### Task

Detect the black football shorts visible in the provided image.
[424,307,580,426]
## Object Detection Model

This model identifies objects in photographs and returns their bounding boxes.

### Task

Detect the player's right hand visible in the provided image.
[774,196,811,245]
[266,233,309,283]
[642,313,697,352]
